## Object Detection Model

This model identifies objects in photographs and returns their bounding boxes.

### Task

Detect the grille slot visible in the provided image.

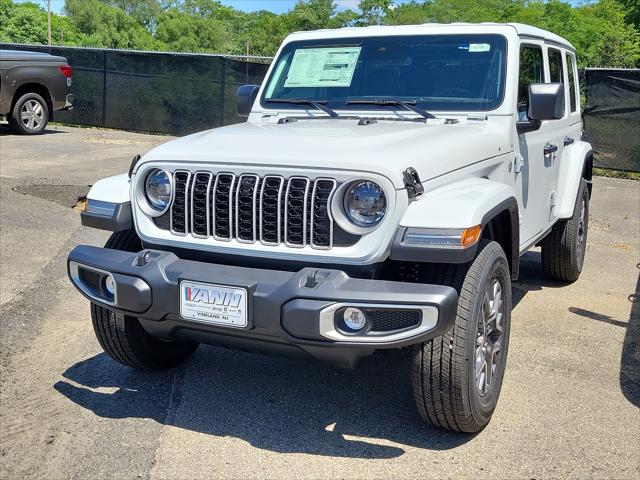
[260,176,284,245]
[164,171,360,249]
[311,179,337,249]
[235,174,259,242]
[212,173,235,241]
[284,177,311,247]
[190,172,212,238]
[170,171,191,235]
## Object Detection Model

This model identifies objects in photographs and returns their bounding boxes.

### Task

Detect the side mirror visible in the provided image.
[528,83,564,121]
[237,85,260,118]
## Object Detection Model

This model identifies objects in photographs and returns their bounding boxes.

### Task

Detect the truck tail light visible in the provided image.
[59,65,72,78]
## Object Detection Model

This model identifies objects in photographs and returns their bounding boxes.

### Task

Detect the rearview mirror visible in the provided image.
[237,85,260,118]
[528,83,565,121]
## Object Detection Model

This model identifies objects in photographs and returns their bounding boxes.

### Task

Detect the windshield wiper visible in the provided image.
[265,98,340,118]
[345,98,435,119]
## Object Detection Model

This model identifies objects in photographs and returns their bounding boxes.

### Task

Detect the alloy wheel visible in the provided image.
[576,198,587,264]
[475,278,505,396]
[20,100,45,131]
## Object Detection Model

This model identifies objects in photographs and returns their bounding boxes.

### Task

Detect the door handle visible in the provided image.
[544,144,559,155]
[564,137,575,147]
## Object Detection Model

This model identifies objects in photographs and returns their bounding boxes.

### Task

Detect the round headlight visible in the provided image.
[343,181,386,227]
[144,169,172,211]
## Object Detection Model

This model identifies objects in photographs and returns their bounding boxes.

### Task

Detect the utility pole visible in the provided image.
[47,0,52,46]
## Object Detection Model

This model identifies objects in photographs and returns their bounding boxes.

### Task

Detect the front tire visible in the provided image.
[541,178,590,282]
[10,92,49,135]
[412,240,512,433]
[91,230,198,370]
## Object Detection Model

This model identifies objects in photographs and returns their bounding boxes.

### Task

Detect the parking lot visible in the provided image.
[0,124,638,479]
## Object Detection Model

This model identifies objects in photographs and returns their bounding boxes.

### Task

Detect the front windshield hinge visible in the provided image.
[403,167,424,198]
[358,118,377,126]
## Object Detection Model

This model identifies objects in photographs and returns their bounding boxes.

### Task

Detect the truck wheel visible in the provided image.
[91,230,198,370]
[10,92,49,135]
[412,240,512,433]
[541,179,589,282]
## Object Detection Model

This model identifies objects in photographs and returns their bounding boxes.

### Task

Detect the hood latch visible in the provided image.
[403,167,424,198]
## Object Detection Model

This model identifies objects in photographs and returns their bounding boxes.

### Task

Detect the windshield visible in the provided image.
[262,34,507,113]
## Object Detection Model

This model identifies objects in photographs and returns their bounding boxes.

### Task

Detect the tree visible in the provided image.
[0,0,95,46]
[99,0,164,33]
[358,0,393,25]
[284,0,337,31]
[154,7,231,52]
[66,0,158,49]
[617,0,639,30]
[0,0,637,66]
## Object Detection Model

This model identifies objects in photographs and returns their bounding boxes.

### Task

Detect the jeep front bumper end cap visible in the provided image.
[67,245,457,367]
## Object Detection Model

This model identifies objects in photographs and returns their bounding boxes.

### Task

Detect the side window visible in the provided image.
[566,53,578,113]
[518,45,544,121]
[548,48,563,83]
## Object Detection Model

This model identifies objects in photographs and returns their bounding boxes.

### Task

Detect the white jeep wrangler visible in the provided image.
[69,23,593,433]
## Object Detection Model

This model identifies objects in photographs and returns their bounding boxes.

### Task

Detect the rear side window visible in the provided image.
[518,45,544,120]
[548,48,563,83]
[566,53,577,112]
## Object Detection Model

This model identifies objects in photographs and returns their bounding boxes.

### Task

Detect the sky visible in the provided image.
[20,0,584,16]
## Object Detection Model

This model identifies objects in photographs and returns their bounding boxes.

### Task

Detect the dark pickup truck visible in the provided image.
[0,49,73,134]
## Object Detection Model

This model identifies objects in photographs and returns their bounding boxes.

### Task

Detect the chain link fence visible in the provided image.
[582,68,640,172]
[1,43,271,136]
[2,44,638,171]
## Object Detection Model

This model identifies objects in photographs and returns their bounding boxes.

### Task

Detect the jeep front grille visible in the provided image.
[158,170,358,249]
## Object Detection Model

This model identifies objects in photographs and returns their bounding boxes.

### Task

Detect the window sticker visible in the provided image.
[284,47,361,88]
[469,43,491,53]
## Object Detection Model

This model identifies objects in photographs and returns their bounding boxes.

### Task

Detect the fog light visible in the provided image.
[343,307,367,331]
[104,274,116,296]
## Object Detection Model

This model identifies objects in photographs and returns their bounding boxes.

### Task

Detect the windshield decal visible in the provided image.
[469,43,491,53]
[284,47,361,88]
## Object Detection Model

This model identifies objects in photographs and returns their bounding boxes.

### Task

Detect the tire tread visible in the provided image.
[90,230,197,370]
[412,240,511,433]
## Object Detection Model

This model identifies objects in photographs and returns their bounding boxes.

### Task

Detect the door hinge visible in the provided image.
[513,154,524,174]
[550,191,557,207]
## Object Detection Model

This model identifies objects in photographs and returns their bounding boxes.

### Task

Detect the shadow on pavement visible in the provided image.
[54,348,472,459]
[0,125,67,135]
[512,251,567,308]
[620,264,639,407]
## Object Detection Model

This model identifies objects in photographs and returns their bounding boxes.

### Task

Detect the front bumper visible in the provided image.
[67,245,457,367]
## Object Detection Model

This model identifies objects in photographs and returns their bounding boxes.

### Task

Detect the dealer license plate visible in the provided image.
[179,280,248,328]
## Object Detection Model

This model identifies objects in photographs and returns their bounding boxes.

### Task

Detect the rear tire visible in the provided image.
[412,240,512,433]
[91,230,198,370]
[541,179,589,282]
[10,92,49,135]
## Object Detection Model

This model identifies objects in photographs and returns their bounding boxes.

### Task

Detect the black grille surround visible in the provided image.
[155,170,360,249]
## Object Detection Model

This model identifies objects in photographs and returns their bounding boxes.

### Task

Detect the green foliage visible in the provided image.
[65,0,158,49]
[0,0,94,45]
[0,0,637,66]
[617,0,640,30]
[358,0,394,25]
[154,6,231,52]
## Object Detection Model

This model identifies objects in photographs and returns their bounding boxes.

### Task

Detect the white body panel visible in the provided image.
[88,23,591,266]
[400,178,515,229]
[87,174,130,204]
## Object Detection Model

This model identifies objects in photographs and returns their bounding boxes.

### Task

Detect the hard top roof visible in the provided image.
[286,22,575,51]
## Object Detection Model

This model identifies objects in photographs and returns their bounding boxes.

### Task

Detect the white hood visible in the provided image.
[141,118,511,188]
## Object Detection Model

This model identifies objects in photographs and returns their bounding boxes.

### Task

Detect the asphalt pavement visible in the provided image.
[0,124,638,479]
